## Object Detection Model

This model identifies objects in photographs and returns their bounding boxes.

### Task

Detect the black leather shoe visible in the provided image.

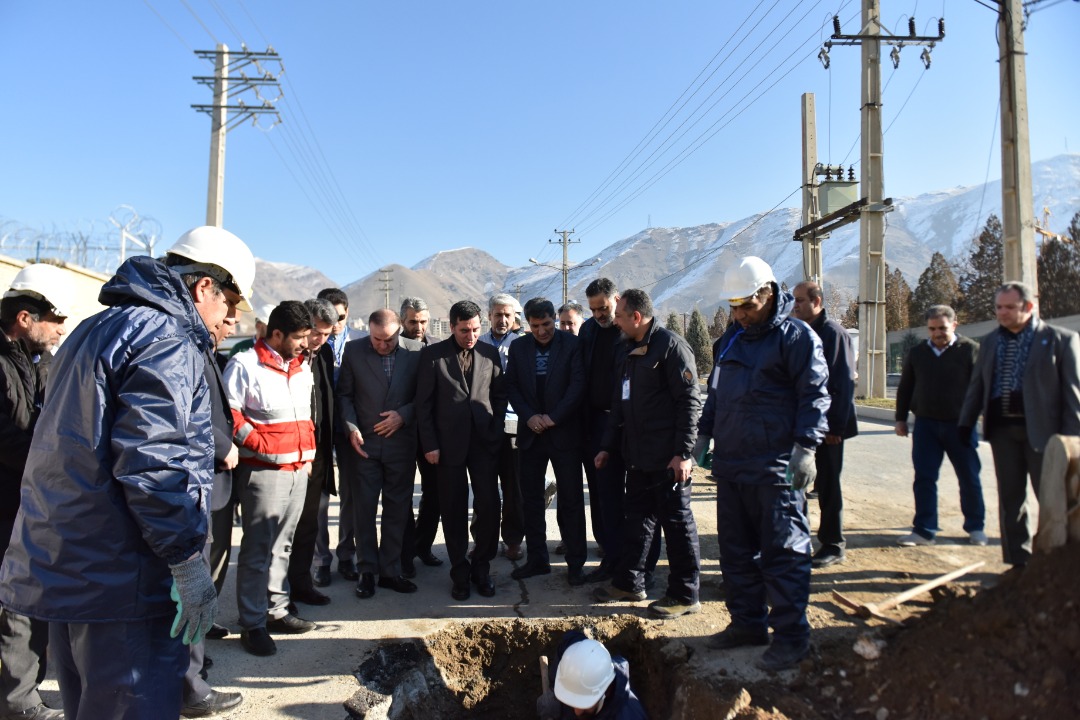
[338,559,359,581]
[266,613,317,634]
[378,575,418,593]
[417,550,444,567]
[708,624,770,650]
[181,689,244,717]
[567,567,586,587]
[511,562,551,581]
[401,559,417,579]
[292,586,331,606]
[451,581,471,601]
[205,623,229,640]
[313,565,332,587]
[355,572,376,599]
[240,627,277,656]
[811,546,846,568]
[473,575,496,597]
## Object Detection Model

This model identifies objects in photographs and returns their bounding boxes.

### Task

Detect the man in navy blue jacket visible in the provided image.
[697,257,829,672]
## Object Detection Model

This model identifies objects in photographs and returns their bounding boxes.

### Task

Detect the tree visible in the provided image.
[841,297,859,329]
[1036,210,1080,319]
[824,284,851,322]
[909,251,961,326]
[884,263,912,331]
[685,308,713,376]
[957,214,1004,323]
[710,306,729,339]
[665,311,683,335]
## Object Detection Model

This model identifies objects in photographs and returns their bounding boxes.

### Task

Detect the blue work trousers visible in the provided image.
[717,478,812,645]
[911,417,985,539]
[51,616,186,720]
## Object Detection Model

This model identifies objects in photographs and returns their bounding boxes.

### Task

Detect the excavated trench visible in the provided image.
[344,615,745,719]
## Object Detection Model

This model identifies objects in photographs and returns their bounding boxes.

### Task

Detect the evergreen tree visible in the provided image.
[685,308,713,376]
[957,214,1004,323]
[841,298,859,329]
[665,311,683,335]
[1036,210,1080,319]
[710,306,729,339]
[909,251,961,325]
[884,263,912,331]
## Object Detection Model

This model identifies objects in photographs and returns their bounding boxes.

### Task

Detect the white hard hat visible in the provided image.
[719,256,776,304]
[166,226,256,312]
[554,639,616,710]
[257,304,276,323]
[4,263,75,318]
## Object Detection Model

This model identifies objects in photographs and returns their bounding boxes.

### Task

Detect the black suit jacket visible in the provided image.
[203,346,236,512]
[415,337,506,465]
[337,336,422,463]
[310,344,337,495]
[505,330,585,451]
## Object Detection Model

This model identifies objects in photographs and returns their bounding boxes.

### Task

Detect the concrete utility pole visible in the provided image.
[801,93,823,284]
[377,267,394,309]
[816,3,944,398]
[998,0,1037,294]
[553,229,576,307]
[192,45,283,228]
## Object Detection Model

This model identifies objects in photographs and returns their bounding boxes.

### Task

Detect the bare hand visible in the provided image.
[594,451,609,470]
[824,433,842,446]
[425,449,440,465]
[668,455,692,484]
[223,443,239,470]
[894,421,908,438]
[373,410,404,438]
[350,430,369,458]
[540,414,556,429]
[527,414,546,434]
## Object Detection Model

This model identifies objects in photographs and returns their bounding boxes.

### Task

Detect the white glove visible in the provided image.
[789,444,817,491]
[169,554,218,645]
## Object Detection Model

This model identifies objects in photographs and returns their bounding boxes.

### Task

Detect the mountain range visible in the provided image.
[250,153,1080,323]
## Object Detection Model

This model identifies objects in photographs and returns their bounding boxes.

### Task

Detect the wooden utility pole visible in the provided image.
[998,0,1037,293]
[801,93,823,283]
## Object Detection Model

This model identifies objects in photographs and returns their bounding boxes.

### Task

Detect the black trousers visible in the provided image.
[614,469,700,604]
[288,463,327,594]
[814,440,845,550]
[402,450,441,562]
[519,437,587,569]
[352,455,414,577]
[497,434,525,546]
[438,443,500,585]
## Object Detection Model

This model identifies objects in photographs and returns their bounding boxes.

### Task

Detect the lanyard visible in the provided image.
[716,327,745,363]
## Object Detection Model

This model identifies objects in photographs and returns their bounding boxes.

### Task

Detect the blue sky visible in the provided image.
[1,1,1077,285]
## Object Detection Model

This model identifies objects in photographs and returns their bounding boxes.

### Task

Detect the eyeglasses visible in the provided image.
[337,314,347,322]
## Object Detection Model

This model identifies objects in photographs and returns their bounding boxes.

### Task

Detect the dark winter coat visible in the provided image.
[601,319,702,472]
[0,256,214,622]
[807,309,858,440]
[699,288,830,485]
[0,333,51,525]
[552,631,648,720]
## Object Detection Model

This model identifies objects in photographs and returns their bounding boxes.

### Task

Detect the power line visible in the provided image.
[178,0,219,44]
[142,0,192,51]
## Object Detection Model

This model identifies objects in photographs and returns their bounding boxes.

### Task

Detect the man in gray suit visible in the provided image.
[505,298,588,587]
[338,309,423,599]
[416,300,507,601]
[960,281,1080,567]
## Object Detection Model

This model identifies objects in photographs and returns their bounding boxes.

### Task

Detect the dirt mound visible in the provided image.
[805,544,1080,720]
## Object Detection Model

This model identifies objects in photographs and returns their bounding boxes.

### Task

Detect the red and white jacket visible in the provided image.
[223,339,316,470]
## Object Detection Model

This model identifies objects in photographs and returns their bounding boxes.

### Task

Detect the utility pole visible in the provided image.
[998,0,1037,294]
[553,229,576,307]
[511,283,525,303]
[818,4,944,398]
[801,93,823,284]
[377,267,394,309]
[192,44,283,227]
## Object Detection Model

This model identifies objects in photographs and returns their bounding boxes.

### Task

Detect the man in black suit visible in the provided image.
[338,309,423,598]
[505,298,588,586]
[415,300,507,600]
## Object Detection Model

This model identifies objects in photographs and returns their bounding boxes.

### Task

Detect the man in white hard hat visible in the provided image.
[0,264,70,720]
[0,226,255,718]
[537,630,647,719]
[695,256,829,672]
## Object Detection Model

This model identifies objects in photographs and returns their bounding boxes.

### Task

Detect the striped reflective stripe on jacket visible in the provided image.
[223,339,316,470]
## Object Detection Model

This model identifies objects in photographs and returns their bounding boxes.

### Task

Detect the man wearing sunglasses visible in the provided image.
[696,256,829,672]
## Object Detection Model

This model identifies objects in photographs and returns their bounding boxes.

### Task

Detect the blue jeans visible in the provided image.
[910,417,985,539]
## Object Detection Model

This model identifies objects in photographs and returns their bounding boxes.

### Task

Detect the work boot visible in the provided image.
[592,584,646,603]
[707,624,769,650]
[0,705,64,720]
[648,596,701,618]
[755,640,809,672]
